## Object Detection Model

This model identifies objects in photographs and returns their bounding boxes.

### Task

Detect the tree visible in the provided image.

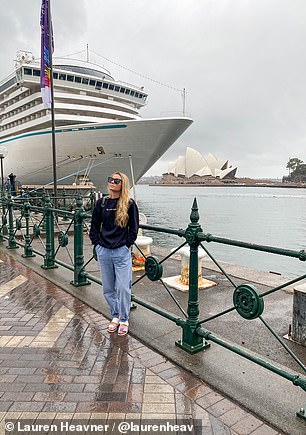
[291,163,306,182]
[284,158,306,182]
[286,157,303,174]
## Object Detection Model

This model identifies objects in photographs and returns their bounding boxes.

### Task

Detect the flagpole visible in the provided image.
[47,0,57,206]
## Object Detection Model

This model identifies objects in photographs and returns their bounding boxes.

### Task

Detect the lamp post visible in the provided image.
[0,146,8,196]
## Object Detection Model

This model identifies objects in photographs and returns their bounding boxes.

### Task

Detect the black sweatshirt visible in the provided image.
[89,197,139,249]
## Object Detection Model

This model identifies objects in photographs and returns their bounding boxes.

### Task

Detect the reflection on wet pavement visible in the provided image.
[0,252,283,434]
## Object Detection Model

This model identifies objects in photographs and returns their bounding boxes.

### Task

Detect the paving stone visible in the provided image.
[2,392,34,402]
[19,411,40,420]
[32,392,67,402]
[76,402,109,413]
[0,402,13,412]
[141,413,176,420]
[158,367,184,380]
[0,375,17,383]
[144,384,173,393]
[65,393,97,403]
[7,368,36,375]
[4,411,23,420]
[143,392,175,403]
[218,406,249,427]
[185,383,212,400]
[58,384,85,393]
[207,398,238,418]
[9,402,45,412]
[0,254,285,435]
[175,392,193,415]
[231,415,264,434]
[42,402,77,413]
[108,402,142,413]
[0,383,26,392]
[127,384,144,403]
[130,368,146,384]
[196,391,224,409]
[148,360,177,374]
[73,375,101,384]
[15,375,45,384]
[96,392,127,402]
[144,375,169,385]
[142,403,176,414]
[251,425,279,435]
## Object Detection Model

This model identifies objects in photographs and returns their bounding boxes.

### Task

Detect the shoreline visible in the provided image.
[148,182,306,188]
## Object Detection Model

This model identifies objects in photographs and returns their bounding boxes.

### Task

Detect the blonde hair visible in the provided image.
[112,172,130,228]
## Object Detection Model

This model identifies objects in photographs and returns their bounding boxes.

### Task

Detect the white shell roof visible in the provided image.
[167,147,237,179]
[185,147,208,177]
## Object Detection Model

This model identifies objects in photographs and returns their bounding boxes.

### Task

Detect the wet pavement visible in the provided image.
[0,251,285,435]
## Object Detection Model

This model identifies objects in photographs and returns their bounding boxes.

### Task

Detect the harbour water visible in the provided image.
[136,184,306,279]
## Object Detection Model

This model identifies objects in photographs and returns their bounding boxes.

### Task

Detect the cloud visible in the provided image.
[0,0,88,73]
[1,0,306,178]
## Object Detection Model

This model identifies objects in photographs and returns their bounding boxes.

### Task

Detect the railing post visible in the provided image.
[6,191,18,250]
[176,198,209,353]
[22,198,35,258]
[0,212,3,242]
[0,194,8,241]
[62,189,69,221]
[90,188,95,212]
[41,191,47,231]
[33,190,40,215]
[71,195,90,287]
[41,193,57,269]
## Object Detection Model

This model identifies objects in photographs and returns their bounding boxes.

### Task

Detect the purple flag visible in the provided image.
[40,0,54,109]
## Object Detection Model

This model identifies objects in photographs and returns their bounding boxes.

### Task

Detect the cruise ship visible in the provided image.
[0,51,193,190]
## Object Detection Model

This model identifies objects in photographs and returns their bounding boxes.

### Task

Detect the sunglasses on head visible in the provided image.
[107,176,122,184]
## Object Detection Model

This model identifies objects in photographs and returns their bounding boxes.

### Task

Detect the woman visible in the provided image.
[89,172,139,336]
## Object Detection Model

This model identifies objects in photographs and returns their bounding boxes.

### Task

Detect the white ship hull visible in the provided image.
[0,117,192,190]
[0,53,193,190]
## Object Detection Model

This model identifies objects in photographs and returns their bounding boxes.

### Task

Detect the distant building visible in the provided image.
[138,175,162,184]
[164,147,237,181]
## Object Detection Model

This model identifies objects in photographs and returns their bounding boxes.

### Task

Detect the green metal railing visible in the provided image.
[0,192,305,419]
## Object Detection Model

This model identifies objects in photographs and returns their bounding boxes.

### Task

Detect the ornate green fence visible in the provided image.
[0,191,305,419]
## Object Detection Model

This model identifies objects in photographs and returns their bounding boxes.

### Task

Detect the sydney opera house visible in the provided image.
[161,147,237,183]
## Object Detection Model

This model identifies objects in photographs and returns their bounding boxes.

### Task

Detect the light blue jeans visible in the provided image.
[95,245,132,323]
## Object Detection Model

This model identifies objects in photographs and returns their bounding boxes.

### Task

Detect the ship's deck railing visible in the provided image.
[0,190,306,418]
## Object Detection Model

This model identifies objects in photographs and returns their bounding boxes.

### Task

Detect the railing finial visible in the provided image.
[190,197,199,224]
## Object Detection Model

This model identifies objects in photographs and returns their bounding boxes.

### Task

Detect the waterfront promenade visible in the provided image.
[0,249,290,435]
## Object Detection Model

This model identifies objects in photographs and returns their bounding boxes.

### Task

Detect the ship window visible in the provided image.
[96,81,102,89]
[114,86,120,92]
[82,78,89,84]
[109,84,114,90]
[125,89,130,95]
[130,91,135,96]
[135,92,139,98]
[59,73,66,80]
[120,87,125,93]
[53,72,58,79]
[33,69,40,76]
[24,68,32,75]
[103,83,109,89]
[90,79,96,86]
[67,75,74,82]
[75,76,81,83]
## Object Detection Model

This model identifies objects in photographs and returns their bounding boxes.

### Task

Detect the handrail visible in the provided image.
[1,192,306,419]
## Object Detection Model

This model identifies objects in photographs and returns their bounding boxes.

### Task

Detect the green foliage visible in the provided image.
[286,157,303,172]
[284,157,306,182]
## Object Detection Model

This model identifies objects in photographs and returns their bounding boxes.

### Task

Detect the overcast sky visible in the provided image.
[1,0,306,178]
